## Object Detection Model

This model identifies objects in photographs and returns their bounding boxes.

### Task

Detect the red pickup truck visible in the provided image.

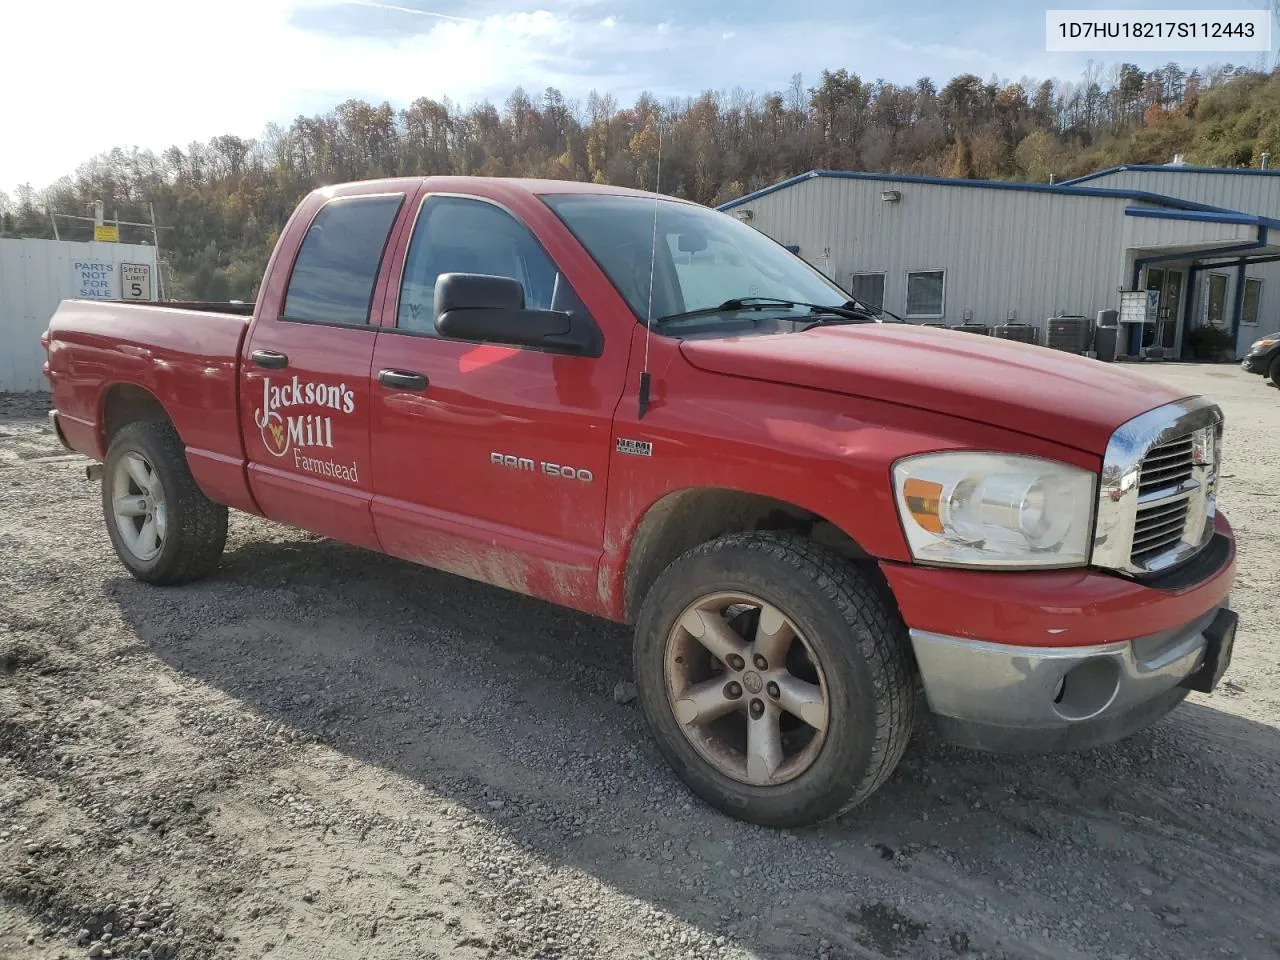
[42,176,1238,828]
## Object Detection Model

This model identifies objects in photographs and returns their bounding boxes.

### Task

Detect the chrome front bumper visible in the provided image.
[910,602,1235,753]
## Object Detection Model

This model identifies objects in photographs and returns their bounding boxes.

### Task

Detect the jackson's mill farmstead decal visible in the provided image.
[254,376,360,483]
[72,261,116,299]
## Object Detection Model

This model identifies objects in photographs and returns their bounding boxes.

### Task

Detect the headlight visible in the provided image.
[892,453,1096,568]
[1251,338,1277,351]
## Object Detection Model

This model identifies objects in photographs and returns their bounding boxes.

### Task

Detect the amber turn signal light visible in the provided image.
[902,477,944,534]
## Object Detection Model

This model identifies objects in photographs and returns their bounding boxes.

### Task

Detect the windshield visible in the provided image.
[542,193,852,327]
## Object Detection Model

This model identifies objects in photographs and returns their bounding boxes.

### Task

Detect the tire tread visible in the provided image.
[105,421,228,585]
[638,531,915,824]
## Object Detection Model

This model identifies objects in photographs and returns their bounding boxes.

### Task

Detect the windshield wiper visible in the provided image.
[654,297,873,326]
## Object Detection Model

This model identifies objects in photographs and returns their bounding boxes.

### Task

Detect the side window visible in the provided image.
[1242,278,1262,326]
[398,196,562,334]
[281,194,404,326]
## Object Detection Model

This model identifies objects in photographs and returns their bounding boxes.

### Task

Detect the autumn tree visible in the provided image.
[3,59,1269,298]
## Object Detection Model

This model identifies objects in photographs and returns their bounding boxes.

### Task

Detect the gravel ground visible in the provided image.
[1,364,1277,960]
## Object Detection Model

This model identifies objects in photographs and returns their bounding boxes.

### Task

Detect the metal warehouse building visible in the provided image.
[718,164,1280,360]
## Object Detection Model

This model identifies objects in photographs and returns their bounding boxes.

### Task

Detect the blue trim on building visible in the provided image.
[1062,164,1280,186]
[717,171,820,210]
[1131,226,1269,289]
[1199,253,1280,268]
[715,168,1254,216]
[1124,207,1261,226]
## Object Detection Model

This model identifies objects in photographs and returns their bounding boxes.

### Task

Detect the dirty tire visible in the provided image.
[1270,355,1280,389]
[633,532,915,828]
[102,420,228,585]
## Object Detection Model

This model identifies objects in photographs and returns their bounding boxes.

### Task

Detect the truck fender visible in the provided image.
[614,486,870,623]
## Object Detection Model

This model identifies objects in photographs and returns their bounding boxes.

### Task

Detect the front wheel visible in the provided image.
[1269,355,1280,389]
[633,532,915,828]
[102,421,228,584]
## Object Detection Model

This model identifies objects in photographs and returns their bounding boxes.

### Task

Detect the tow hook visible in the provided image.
[86,463,104,482]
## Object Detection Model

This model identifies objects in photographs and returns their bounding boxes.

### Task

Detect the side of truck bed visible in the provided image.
[46,299,254,511]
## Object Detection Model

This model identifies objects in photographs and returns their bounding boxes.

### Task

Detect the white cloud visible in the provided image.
[343,0,480,23]
[0,0,1243,194]
[0,0,616,192]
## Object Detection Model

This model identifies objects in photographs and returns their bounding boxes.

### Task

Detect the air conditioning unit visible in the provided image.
[993,321,1039,344]
[956,322,991,336]
[920,322,948,329]
[1046,315,1094,353]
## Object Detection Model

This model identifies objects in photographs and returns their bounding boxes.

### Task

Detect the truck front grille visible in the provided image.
[1092,399,1224,578]
[1137,436,1195,495]
[1131,495,1191,566]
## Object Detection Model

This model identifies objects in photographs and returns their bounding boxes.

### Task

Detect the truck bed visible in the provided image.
[45,300,252,506]
[111,299,257,316]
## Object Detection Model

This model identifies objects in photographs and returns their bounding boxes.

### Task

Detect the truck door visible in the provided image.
[367,192,626,612]
[240,190,408,550]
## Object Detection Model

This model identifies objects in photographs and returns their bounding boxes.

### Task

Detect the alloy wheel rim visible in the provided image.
[111,452,167,562]
[663,592,830,786]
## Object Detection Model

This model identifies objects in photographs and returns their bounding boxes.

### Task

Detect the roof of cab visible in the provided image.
[317,175,690,203]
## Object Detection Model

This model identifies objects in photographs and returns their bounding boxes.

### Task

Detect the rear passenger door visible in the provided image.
[240,191,407,550]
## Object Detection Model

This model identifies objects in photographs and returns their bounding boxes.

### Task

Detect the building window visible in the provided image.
[1206,273,1229,327]
[1242,278,1262,326]
[849,273,886,312]
[906,270,945,319]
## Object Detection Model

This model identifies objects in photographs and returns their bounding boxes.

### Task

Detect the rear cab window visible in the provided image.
[282,194,405,326]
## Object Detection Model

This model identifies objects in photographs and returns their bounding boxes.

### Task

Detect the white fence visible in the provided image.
[0,238,159,392]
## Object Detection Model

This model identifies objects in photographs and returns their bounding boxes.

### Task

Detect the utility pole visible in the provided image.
[149,202,167,300]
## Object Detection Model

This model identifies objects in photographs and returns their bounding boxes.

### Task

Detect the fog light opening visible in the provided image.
[1052,659,1121,721]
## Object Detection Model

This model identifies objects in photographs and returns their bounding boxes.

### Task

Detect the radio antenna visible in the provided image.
[638,116,664,419]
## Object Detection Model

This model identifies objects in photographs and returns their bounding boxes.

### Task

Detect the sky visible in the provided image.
[0,0,1275,195]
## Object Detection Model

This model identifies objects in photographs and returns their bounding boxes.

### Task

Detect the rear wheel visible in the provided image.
[633,532,915,827]
[102,421,228,584]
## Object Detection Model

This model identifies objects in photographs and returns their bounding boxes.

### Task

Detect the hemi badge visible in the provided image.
[616,438,653,457]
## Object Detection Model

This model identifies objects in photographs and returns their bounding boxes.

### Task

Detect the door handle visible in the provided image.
[250,349,289,370]
[378,369,429,391]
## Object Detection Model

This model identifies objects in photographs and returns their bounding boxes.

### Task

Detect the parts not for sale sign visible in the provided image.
[72,261,115,299]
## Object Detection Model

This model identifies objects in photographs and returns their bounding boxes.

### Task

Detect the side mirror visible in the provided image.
[433,272,590,354]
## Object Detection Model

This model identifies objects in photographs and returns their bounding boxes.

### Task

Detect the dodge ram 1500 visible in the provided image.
[42,176,1239,827]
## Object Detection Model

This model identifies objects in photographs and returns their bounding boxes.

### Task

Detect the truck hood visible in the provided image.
[678,324,1192,454]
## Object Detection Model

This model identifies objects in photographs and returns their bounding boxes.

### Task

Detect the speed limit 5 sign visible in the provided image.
[120,263,152,301]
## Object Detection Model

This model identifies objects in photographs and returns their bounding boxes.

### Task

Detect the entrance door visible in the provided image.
[1143,267,1185,351]
[1142,268,1164,349]
[240,190,407,550]
[1206,273,1229,328]
[1160,269,1183,349]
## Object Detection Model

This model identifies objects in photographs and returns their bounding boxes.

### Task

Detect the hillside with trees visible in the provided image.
[2,61,1278,301]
